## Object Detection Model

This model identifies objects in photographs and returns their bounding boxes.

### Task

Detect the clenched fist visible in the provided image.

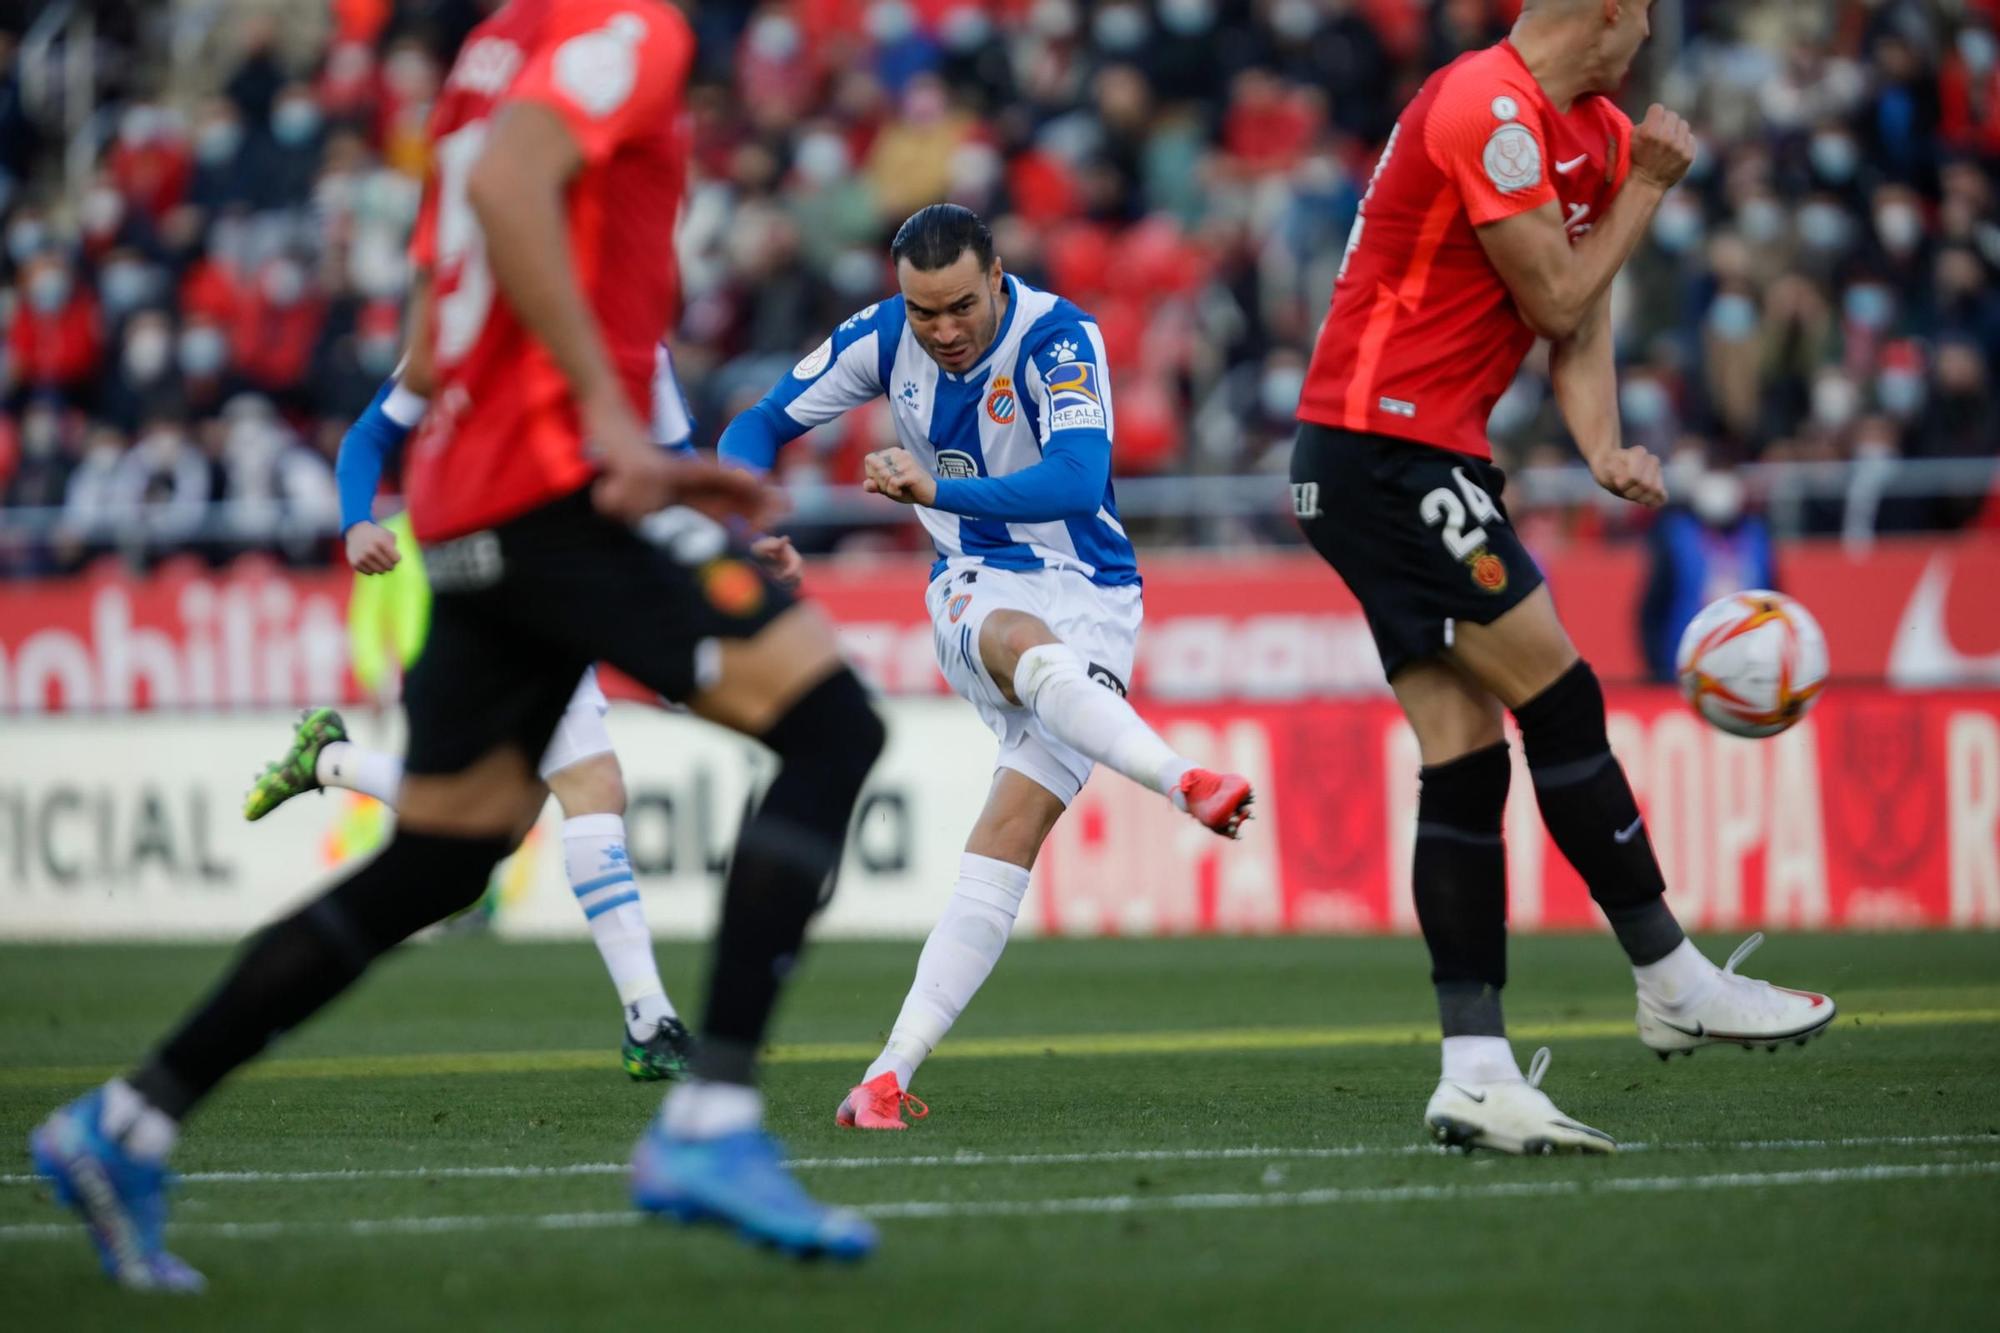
[1591,443,1668,508]
[1630,104,1696,192]
[345,520,401,575]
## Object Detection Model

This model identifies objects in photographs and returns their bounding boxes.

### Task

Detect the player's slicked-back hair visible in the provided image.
[891,204,995,273]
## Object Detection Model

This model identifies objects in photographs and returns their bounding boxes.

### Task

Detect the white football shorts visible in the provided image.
[537,667,615,780]
[926,563,1143,805]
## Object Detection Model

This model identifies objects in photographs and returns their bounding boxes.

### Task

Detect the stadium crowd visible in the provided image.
[0,0,1996,572]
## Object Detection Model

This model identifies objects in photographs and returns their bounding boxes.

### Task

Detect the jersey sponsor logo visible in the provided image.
[947,592,972,623]
[700,558,765,618]
[553,14,645,118]
[985,375,1017,424]
[449,36,523,96]
[1378,396,1416,418]
[1468,549,1508,593]
[792,337,833,379]
[424,530,504,592]
[1044,361,1106,433]
[1087,662,1129,698]
[1482,123,1542,194]
[1490,95,1519,122]
[1291,481,1321,519]
[1554,153,1590,175]
[935,449,979,480]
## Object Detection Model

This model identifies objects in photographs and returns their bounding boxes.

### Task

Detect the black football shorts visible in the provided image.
[403,487,793,777]
[1289,422,1545,682]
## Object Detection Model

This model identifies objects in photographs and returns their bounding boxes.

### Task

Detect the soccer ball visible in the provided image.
[1674,590,1828,739]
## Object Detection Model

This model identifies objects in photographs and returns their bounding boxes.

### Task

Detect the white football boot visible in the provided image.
[1424,1047,1617,1156]
[1636,933,1836,1059]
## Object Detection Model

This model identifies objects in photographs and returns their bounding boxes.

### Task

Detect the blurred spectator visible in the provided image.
[231,253,326,405]
[1639,455,1775,682]
[101,308,181,435]
[113,411,213,549]
[6,255,102,404]
[105,102,191,225]
[214,394,338,558]
[3,395,76,512]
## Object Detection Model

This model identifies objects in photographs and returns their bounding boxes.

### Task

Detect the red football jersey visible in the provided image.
[1298,41,1631,460]
[404,0,693,543]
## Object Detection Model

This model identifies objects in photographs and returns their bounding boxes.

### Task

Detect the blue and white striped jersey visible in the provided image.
[720,275,1138,587]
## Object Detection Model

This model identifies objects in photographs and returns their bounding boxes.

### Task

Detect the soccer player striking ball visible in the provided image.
[1290,0,1834,1155]
[240,347,709,1083]
[30,0,886,1286]
[719,204,1255,1131]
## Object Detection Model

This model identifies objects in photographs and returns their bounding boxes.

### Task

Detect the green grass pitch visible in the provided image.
[2,932,1997,1331]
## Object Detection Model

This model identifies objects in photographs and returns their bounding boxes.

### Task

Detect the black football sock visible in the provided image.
[694,670,885,1087]
[1413,742,1511,1038]
[1513,660,1685,966]
[130,831,510,1120]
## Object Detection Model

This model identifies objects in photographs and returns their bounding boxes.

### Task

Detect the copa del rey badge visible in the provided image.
[1483,93,1542,195]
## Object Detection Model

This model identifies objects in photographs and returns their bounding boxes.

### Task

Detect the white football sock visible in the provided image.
[315,741,404,806]
[661,1079,764,1139]
[563,813,674,1035]
[1633,937,1717,1009]
[98,1078,179,1161]
[864,853,1031,1089]
[1012,644,1194,796]
[1440,1035,1524,1085]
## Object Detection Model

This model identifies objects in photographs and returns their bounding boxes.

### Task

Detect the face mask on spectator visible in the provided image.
[272,100,323,148]
[7,217,47,265]
[1270,0,1319,41]
[1876,370,1925,418]
[82,187,125,237]
[100,260,155,315]
[1030,0,1078,40]
[385,47,435,96]
[1874,202,1923,256]
[1796,201,1851,254]
[179,326,228,377]
[119,105,161,147]
[23,410,59,458]
[1842,283,1894,330]
[865,1,916,43]
[126,326,172,380]
[748,14,802,60]
[795,132,850,187]
[358,334,399,375]
[1650,199,1702,254]
[1812,373,1860,428]
[26,267,72,313]
[1959,27,1998,75]
[1260,365,1305,420]
[1159,0,1215,36]
[941,8,993,52]
[1734,198,1785,245]
[1808,132,1859,184]
[196,120,243,165]
[1706,292,1758,342]
[1691,471,1745,527]
[1093,3,1148,51]
[1620,377,1671,431]
[262,261,307,307]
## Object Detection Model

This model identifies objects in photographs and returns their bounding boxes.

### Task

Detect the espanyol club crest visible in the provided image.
[948,592,973,623]
[986,375,1017,424]
[935,449,979,479]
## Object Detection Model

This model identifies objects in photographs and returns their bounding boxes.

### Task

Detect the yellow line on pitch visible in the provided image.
[1,1008,1994,1090]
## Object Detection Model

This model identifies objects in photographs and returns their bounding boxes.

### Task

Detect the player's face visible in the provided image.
[1597,0,1653,89]
[898,252,1005,374]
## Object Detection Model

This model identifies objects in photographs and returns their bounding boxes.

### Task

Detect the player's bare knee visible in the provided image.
[548,753,626,819]
[981,613,1061,705]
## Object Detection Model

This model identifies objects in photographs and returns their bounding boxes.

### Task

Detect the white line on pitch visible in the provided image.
[0,1134,1992,1189]
[1,1160,1993,1243]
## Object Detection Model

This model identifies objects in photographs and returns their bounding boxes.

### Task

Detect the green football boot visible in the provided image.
[243,708,349,821]
[623,1016,695,1082]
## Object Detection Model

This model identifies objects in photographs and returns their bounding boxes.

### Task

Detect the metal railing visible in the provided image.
[0,458,1993,556]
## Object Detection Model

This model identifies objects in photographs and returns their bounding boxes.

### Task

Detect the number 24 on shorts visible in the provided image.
[1421,467,1503,561]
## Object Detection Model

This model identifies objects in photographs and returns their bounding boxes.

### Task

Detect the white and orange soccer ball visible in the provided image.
[1674,590,1829,739]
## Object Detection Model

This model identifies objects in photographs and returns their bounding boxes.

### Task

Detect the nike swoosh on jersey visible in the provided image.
[1614,817,1644,844]
[1554,154,1589,174]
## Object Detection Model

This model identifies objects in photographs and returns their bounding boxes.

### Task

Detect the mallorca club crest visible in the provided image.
[1467,548,1508,593]
[986,375,1017,425]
